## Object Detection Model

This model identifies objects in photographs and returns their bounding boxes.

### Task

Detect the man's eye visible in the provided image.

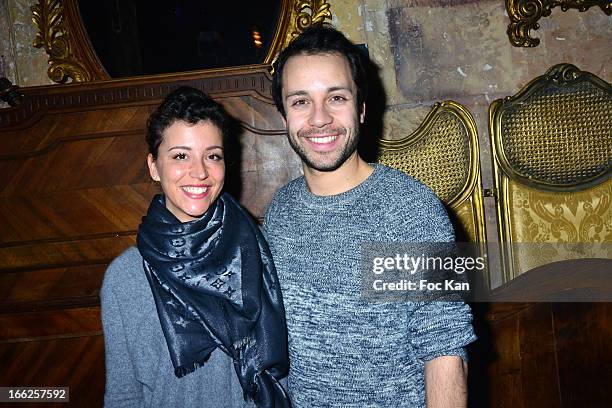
[331,95,347,102]
[291,99,308,106]
[173,152,187,160]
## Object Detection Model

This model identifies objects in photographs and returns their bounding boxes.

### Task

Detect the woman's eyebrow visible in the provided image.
[168,145,191,151]
[167,145,224,151]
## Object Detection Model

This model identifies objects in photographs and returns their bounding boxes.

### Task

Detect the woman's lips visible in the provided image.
[181,185,211,198]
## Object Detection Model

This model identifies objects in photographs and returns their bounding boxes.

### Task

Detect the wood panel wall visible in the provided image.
[469,301,612,408]
[0,66,301,407]
[469,259,612,408]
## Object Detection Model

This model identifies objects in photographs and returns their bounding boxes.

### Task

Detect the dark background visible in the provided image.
[78,0,281,77]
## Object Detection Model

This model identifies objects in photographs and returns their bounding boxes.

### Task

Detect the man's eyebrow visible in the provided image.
[285,86,354,99]
[328,86,353,93]
[285,90,308,99]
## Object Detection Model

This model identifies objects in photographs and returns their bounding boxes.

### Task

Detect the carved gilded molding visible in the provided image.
[267,0,332,71]
[506,0,612,47]
[31,0,332,83]
[291,0,332,38]
[31,0,91,83]
[0,66,276,128]
[264,0,332,65]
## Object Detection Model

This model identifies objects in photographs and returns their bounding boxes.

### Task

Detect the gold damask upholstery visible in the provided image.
[377,101,485,243]
[489,63,612,282]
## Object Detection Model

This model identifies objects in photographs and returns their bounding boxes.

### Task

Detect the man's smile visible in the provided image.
[307,135,338,144]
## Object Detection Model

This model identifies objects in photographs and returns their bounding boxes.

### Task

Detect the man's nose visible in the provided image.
[308,102,333,127]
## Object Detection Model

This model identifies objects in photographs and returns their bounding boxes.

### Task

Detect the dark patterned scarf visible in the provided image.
[137,193,290,407]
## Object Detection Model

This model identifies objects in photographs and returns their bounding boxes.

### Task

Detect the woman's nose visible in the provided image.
[190,159,208,179]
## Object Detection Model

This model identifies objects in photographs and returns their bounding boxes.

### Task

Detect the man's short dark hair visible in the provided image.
[271,24,368,118]
[146,86,230,160]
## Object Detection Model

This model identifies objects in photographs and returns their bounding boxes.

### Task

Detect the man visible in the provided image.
[264,25,476,407]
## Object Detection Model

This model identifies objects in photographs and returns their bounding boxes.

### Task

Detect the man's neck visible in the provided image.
[303,153,374,196]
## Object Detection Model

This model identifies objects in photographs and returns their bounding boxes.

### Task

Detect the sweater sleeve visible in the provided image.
[408,300,476,362]
[391,176,476,361]
[101,271,144,408]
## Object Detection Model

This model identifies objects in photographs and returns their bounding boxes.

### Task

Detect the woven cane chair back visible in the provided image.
[489,63,612,281]
[377,101,485,243]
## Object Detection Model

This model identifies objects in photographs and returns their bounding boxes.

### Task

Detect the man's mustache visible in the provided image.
[297,127,347,138]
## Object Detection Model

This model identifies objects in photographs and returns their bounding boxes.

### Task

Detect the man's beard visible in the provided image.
[287,124,360,172]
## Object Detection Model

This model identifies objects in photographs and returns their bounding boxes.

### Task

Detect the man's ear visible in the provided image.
[147,154,160,182]
[360,102,366,124]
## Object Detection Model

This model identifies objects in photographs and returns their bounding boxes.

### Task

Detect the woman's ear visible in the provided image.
[147,154,160,182]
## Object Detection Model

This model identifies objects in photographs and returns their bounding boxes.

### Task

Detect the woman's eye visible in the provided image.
[331,95,347,102]
[209,153,223,161]
[173,152,187,160]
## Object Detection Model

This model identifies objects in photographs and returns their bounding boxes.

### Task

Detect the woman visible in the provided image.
[101,87,290,408]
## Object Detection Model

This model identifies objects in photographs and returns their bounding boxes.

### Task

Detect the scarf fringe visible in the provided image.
[174,361,203,378]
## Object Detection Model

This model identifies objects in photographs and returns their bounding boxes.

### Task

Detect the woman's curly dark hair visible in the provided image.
[146,86,230,160]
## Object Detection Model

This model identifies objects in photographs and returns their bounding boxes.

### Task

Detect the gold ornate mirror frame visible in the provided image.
[31,0,332,83]
[506,0,611,47]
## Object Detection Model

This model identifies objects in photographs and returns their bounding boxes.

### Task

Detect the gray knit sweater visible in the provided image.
[101,247,253,408]
[264,164,476,407]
